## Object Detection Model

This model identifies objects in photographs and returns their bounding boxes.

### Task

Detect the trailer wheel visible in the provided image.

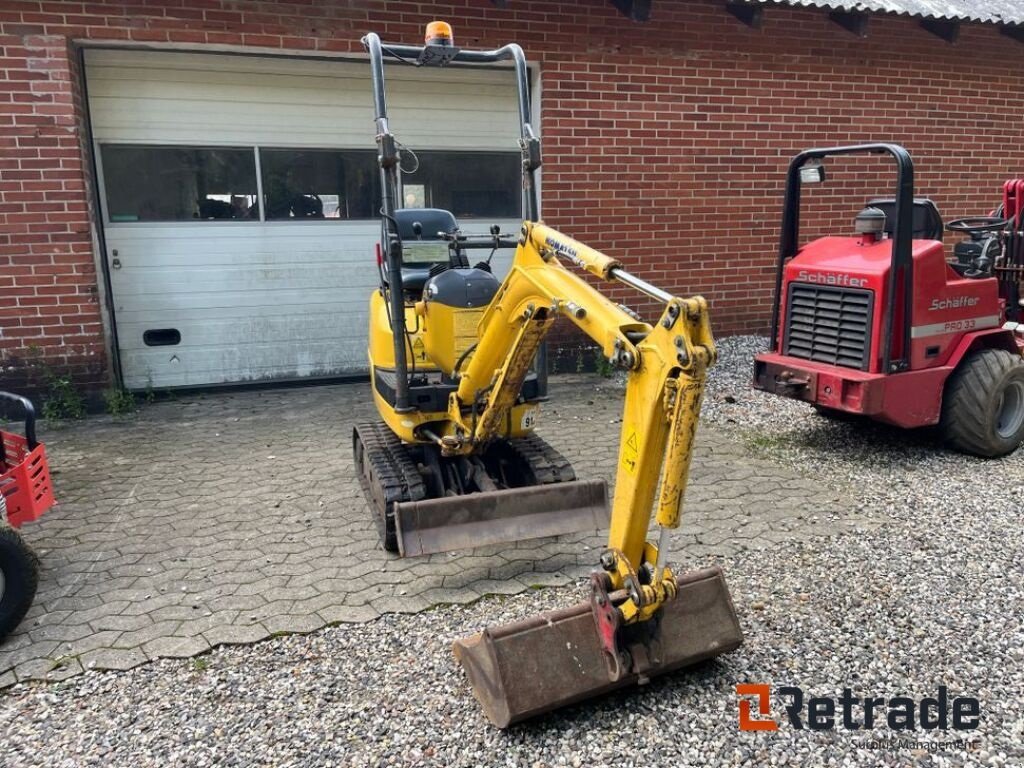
[0,524,39,640]
[941,348,1024,457]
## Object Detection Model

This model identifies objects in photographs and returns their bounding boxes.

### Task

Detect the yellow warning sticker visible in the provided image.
[412,337,428,362]
[622,426,639,475]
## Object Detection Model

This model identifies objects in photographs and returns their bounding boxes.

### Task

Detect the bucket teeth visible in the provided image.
[453,565,743,728]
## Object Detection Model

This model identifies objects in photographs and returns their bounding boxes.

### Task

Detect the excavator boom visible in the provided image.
[439,221,742,725]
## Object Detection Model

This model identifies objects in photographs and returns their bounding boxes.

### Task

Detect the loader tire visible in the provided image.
[941,348,1024,458]
[0,524,39,640]
[353,423,426,553]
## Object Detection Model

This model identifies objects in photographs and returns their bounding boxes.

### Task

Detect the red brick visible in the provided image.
[1,0,1023,394]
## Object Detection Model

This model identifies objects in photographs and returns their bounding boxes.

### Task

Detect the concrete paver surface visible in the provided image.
[0,375,853,686]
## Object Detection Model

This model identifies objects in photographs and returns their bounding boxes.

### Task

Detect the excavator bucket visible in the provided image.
[395,479,609,557]
[453,565,742,728]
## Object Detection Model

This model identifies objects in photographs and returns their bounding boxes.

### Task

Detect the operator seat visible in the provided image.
[392,208,460,294]
[865,197,944,241]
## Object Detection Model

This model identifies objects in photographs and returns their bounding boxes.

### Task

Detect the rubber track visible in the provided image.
[354,422,426,550]
[505,433,577,485]
[941,348,1024,457]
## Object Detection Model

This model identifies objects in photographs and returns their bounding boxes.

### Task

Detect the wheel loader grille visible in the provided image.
[783,283,874,370]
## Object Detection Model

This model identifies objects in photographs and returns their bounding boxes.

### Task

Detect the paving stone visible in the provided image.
[140,635,211,659]
[89,613,155,633]
[113,621,184,650]
[177,611,241,638]
[202,623,270,648]
[13,657,54,682]
[44,657,84,682]
[80,647,149,672]
[367,595,433,615]
[3,640,60,670]
[3,374,856,687]
[58,630,125,658]
[317,605,379,625]
[262,614,325,636]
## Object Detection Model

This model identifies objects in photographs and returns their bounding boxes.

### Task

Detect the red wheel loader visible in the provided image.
[353,23,742,726]
[0,392,56,640]
[754,144,1024,457]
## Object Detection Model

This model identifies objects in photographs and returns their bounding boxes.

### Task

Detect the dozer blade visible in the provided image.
[453,565,742,728]
[394,479,608,557]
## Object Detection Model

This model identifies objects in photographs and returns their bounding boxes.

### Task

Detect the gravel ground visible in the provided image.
[1,335,1021,767]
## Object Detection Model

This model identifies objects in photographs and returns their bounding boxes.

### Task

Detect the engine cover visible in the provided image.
[422,268,500,374]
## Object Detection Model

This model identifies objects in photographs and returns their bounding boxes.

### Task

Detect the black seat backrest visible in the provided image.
[389,208,461,295]
[865,197,944,241]
[394,208,458,240]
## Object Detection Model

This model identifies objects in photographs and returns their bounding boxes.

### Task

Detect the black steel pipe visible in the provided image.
[364,32,413,411]
[366,41,538,221]
[362,32,542,408]
[0,391,37,450]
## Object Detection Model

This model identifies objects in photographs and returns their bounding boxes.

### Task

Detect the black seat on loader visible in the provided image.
[393,208,460,293]
[865,197,944,241]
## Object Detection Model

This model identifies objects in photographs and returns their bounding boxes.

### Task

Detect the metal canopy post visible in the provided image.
[361,32,543,406]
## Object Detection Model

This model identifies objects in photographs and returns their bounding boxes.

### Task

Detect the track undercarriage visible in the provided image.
[353,424,605,555]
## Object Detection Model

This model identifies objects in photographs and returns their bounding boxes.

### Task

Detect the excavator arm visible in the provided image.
[437,221,715,625]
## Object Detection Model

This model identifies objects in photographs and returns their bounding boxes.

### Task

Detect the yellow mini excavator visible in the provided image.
[355,23,742,726]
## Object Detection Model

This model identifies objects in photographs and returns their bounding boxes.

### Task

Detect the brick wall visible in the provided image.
[1,0,1023,392]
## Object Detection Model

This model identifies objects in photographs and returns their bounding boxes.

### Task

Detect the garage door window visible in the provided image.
[403,151,521,219]
[100,145,258,222]
[260,149,380,220]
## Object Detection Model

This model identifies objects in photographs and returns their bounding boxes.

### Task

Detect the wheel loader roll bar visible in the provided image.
[770,143,915,374]
[362,30,542,413]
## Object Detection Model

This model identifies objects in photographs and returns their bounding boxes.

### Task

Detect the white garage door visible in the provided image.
[84,49,526,389]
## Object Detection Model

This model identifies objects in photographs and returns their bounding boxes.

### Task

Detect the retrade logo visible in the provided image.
[736,685,980,732]
[737,683,778,731]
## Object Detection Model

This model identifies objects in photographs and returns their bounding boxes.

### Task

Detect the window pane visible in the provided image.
[100,145,257,222]
[404,151,521,219]
[260,149,380,220]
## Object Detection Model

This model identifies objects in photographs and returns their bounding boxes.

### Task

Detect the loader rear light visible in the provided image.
[425,20,453,46]
[375,242,382,268]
